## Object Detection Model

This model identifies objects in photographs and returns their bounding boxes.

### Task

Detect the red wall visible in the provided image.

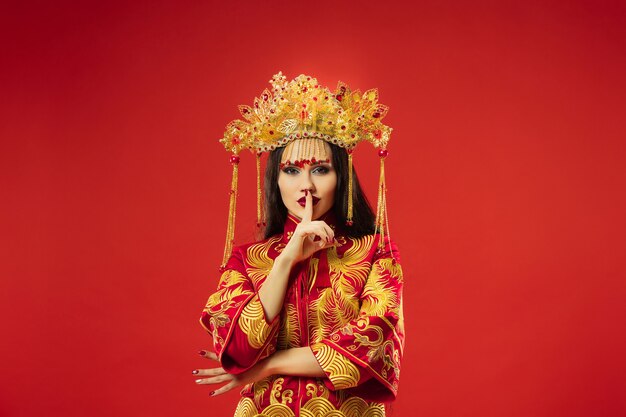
[1,1,625,416]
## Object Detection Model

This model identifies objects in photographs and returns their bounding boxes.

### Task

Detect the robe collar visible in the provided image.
[282,209,342,243]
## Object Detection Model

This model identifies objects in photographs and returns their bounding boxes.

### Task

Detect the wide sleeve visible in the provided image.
[310,235,405,401]
[199,245,281,374]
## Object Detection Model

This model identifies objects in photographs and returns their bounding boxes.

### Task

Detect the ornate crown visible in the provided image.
[220,72,392,154]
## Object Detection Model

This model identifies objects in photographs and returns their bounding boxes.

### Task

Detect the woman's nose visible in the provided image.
[299,173,314,192]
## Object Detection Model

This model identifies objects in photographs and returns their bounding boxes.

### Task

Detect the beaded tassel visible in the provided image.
[221,154,240,270]
[346,150,354,226]
[255,152,265,227]
[375,149,395,261]
[375,154,386,245]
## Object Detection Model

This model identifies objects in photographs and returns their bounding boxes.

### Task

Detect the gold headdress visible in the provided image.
[218,72,394,269]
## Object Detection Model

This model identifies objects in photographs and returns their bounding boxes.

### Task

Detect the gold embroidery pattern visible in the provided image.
[304,381,330,401]
[253,378,271,410]
[397,297,405,340]
[301,396,385,417]
[311,343,361,390]
[203,269,250,345]
[205,270,249,318]
[233,394,386,417]
[233,397,295,417]
[307,257,319,292]
[278,302,301,349]
[220,234,402,416]
[360,258,403,317]
[328,235,375,294]
[308,235,374,343]
[269,377,294,405]
[239,295,276,349]
[233,397,260,417]
[309,287,357,344]
[339,315,401,389]
[246,236,281,287]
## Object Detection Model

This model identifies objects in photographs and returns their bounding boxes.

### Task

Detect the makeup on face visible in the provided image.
[297,195,321,207]
[277,138,337,220]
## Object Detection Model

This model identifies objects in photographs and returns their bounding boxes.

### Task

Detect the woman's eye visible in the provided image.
[282,167,299,175]
[312,166,330,174]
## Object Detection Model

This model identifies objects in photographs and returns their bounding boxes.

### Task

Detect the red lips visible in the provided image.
[297,196,320,207]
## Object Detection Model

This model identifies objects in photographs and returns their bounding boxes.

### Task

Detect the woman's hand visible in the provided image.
[279,190,336,265]
[193,350,271,397]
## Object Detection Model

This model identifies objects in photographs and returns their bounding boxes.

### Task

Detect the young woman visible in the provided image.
[195,73,405,417]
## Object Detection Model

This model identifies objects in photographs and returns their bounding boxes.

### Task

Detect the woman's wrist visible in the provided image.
[262,348,325,378]
[264,349,284,376]
[275,252,296,270]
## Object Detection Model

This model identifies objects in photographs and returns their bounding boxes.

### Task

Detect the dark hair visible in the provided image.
[263,142,376,239]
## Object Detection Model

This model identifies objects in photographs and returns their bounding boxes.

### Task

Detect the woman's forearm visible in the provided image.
[257,254,294,322]
[265,347,325,378]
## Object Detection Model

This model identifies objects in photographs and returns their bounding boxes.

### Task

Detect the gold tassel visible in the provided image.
[375,154,386,247]
[255,152,264,227]
[375,148,394,260]
[221,154,240,269]
[346,150,354,226]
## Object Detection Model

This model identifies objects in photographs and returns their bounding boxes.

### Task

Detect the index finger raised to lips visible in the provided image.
[303,190,313,223]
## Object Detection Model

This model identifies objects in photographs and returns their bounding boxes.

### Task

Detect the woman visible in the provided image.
[195,73,405,417]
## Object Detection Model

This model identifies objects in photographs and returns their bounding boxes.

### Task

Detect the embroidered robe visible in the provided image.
[201,212,405,417]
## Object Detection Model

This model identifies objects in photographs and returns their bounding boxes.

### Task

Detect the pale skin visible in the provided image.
[195,141,339,396]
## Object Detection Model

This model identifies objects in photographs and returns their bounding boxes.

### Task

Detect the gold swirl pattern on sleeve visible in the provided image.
[311,343,361,390]
[205,269,248,312]
[360,258,403,317]
[278,302,301,349]
[246,236,281,288]
[203,269,249,331]
[239,295,276,349]
[308,288,341,344]
[339,314,402,386]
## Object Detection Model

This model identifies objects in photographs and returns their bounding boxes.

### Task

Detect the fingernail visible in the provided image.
[209,391,215,396]
[192,370,199,375]
[195,379,202,383]
[198,350,206,356]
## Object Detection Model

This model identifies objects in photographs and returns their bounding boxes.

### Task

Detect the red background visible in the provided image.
[1,1,625,416]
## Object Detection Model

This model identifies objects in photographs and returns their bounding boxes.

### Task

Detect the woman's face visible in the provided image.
[278,139,337,220]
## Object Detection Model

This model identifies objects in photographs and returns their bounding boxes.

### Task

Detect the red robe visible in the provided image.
[200,211,405,417]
